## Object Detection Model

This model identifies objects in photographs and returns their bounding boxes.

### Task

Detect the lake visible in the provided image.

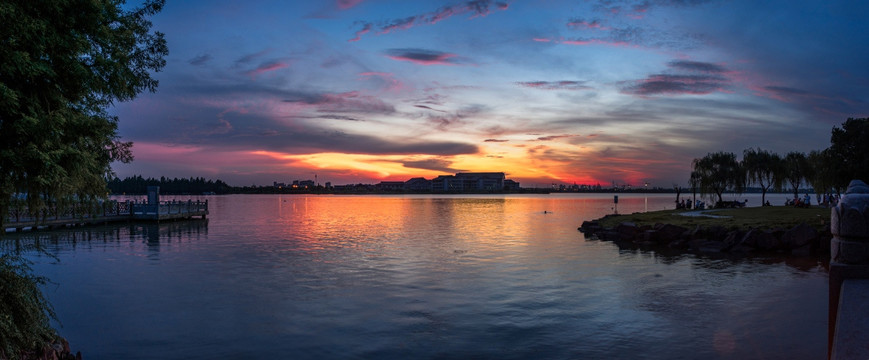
[11,193,827,359]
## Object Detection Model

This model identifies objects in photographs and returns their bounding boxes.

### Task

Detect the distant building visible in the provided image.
[377,181,405,191]
[405,177,432,192]
[504,179,520,191]
[432,172,507,192]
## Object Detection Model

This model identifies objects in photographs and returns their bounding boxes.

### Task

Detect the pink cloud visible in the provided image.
[348,23,371,42]
[245,61,289,78]
[358,72,405,92]
[313,91,396,113]
[516,81,592,91]
[385,49,463,66]
[337,0,363,10]
[567,19,609,30]
[560,38,632,47]
[350,0,510,41]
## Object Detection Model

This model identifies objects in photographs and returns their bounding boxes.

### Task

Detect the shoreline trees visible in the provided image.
[690,117,869,204]
[0,1,167,356]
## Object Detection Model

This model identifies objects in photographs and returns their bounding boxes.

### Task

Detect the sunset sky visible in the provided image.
[111,0,869,187]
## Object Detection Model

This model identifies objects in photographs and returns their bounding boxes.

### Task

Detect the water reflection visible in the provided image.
[11,194,828,359]
[3,219,208,259]
[585,232,829,274]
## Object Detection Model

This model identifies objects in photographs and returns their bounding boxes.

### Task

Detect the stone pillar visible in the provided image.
[829,180,869,358]
[147,186,160,205]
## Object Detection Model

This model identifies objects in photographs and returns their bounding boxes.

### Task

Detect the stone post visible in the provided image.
[829,180,869,358]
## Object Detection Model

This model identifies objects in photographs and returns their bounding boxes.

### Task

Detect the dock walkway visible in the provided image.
[4,199,208,232]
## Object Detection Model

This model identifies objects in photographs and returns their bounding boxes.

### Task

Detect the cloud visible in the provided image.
[621,59,732,96]
[357,72,404,92]
[284,91,396,114]
[535,134,576,141]
[384,48,467,66]
[188,54,212,66]
[414,104,447,112]
[536,37,633,48]
[668,60,727,73]
[622,74,728,95]
[337,0,364,10]
[350,0,510,41]
[763,86,809,98]
[401,158,464,173]
[591,0,715,19]
[245,61,289,78]
[234,49,270,67]
[316,114,363,121]
[348,23,372,42]
[516,81,593,90]
[567,18,608,30]
[484,139,509,142]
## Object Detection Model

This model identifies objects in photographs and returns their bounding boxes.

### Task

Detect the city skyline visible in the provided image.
[110,0,869,187]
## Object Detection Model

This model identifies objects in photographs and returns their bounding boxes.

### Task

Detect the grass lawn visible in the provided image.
[597,206,832,231]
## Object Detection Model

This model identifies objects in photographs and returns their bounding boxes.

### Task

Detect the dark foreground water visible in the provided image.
[10,194,827,359]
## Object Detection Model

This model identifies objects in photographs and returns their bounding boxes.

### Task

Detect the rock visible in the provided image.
[652,224,689,244]
[668,238,690,249]
[599,230,621,241]
[687,225,703,240]
[579,220,602,233]
[615,222,641,241]
[701,225,730,242]
[781,222,818,249]
[755,231,782,251]
[741,229,777,250]
[792,243,813,256]
[722,230,744,251]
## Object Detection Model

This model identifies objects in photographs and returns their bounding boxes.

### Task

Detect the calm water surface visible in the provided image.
[12,194,827,359]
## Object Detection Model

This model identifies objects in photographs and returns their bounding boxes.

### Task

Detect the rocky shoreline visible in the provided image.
[579,214,831,256]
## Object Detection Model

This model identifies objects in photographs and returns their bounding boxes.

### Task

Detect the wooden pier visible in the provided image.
[4,187,208,233]
[131,200,209,221]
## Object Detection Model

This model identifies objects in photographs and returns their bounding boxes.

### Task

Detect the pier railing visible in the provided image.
[5,200,134,226]
[132,200,208,217]
[4,198,208,231]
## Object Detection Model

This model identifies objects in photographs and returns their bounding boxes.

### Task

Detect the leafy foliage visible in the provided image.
[783,151,809,199]
[108,176,233,194]
[742,148,785,205]
[806,149,836,196]
[0,1,167,355]
[691,151,744,203]
[0,254,56,358]
[0,0,168,229]
[828,118,869,189]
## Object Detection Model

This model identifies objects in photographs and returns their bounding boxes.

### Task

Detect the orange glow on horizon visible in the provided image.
[248,146,655,186]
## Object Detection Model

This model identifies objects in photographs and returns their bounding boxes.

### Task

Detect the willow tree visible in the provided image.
[783,151,809,200]
[807,149,836,197]
[742,148,784,205]
[0,0,167,230]
[691,151,744,205]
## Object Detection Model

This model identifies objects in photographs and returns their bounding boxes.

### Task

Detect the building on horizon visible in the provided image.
[429,172,516,193]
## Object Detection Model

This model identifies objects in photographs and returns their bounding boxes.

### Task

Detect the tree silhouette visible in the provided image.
[0,0,168,229]
[691,152,744,204]
[783,151,809,200]
[742,148,784,205]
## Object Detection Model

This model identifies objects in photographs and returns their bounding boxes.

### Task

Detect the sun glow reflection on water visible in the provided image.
[14,194,827,359]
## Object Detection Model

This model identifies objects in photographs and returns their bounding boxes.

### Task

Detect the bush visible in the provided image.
[0,254,56,358]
